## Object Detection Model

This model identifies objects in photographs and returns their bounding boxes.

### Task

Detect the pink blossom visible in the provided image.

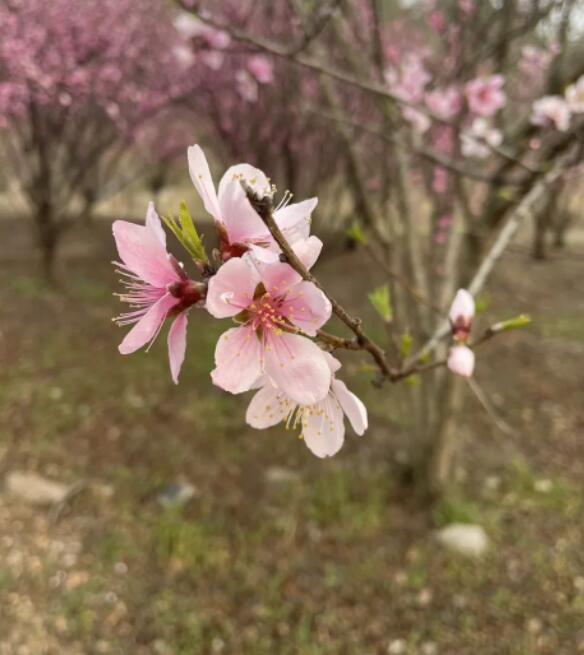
[386,55,432,104]
[565,75,584,114]
[247,55,274,85]
[432,167,449,194]
[206,246,332,405]
[448,288,475,342]
[112,203,204,383]
[531,96,571,132]
[465,75,506,117]
[402,106,431,134]
[235,70,258,102]
[425,86,462,120]
[428,10,446,33]
[188,145,318,261]
[447,345,475,378]
[461,118,503,158]
[246,353,367,458]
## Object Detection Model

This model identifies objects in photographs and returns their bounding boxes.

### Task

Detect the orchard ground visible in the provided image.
[0,216,583,655]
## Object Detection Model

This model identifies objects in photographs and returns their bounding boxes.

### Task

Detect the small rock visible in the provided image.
[416,588,433,607]
[526,617,543,634]
[387,639,406,654]
[436,523,489,557]
[157,481,197,508]
[421,643,438,655]
[534,479,553,493]
[5,472,70,506]
[265,467,300,484]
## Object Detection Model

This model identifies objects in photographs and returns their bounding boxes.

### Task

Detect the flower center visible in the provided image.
[250,294,286,333]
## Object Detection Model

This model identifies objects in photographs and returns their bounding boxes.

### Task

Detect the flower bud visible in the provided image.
[447,345,475,378]
[448,288,475,342]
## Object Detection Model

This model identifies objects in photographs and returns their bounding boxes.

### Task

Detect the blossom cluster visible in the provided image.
[530,75,584,132]
[112,146,367,458]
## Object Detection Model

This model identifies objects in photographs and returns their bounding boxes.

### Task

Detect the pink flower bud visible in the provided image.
[448,288,475,341]
[447,345,475,378]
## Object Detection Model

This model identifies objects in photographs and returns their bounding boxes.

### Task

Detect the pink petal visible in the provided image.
[448,289,475,324]
[188,145,222,223]
[118,294,179,355]
[293,236,323,270]
[331,379,368,435]
[217,163,271,200]
[274,197,318,244]
[258,261,302,298]
[280,281,332,336]
[112,220,177,288]
[211,325,263,394]
[206,257,259,318]
[245,384,293,429]
[263,332,331,405]
[323,352,342,374]
[302,395,345,458]
[217,175,267,243]
[447,345,475,378]
[145,202,166,247]
[167,312,188,384]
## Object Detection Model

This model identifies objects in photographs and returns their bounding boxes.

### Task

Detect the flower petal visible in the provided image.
[331,379,368,435]
[245,384,293,429]
[302,395,345,458]
[167,312,188,384]
[188,145,222,223]
[217,175,267,243]
[447,345,475,378]
[211,325,263,394]
[145,201,166,247]
[263,332,331,405]
[448,289,475,324]
[206,257,259,318]
[112,220,177,287]
[293,236,323,270]
[118,293,179,355]
[274,197,318,244]
[218,163,271,200]
[280,281,332,336]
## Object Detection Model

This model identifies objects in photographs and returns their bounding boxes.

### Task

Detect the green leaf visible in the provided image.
[491,314,532,333]
[346,222,366,246]
[161,201,209,264]
[399,330,413,358]
[368,284,392,322]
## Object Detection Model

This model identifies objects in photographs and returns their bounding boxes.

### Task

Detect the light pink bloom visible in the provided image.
[173,12,230,49]
[188,145,318,261]
[432,166,449,194]
[565,75,584,114]
[112,203,204,383]
[386,55,432,104]
[425,86,462,120]
[235,69,258,103]
[246,353,367,458]
[247,55,274,84]
[402,106,431,134]
[461,118,503,158]
[465,75,506,117]
[206,245,332,405]
[448,288,475,341]
[531,95,571,132]
[447,345,475,378]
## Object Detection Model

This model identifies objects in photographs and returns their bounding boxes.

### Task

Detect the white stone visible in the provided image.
[387,639,406,654]
[265,467,300,484]
[5,472,70,506]
[436,523,489,557]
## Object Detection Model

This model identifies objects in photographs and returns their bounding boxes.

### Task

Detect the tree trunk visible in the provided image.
[34,203,61,282]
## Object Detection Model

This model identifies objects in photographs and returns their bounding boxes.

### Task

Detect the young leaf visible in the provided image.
[346,222,366,246]
[368,284,392,322]
[162,202,209,264]
[491,314,531,333]
[399,330,413,358]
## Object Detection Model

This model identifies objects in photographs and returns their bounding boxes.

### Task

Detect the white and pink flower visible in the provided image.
[188,144,317,261]
[425,86,462,121]
[206,244,333,405]
[465,75,506,117]
[565,75,584,114]
[461,118,503,158]
[246,353,367,458]
[112,203,204,384]
[447,289,476,377]
[531,95,571,132]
